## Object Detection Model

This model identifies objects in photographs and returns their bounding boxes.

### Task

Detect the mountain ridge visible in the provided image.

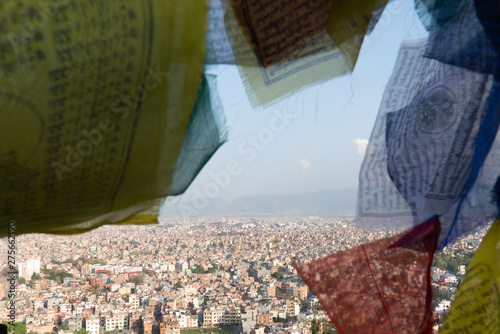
[161,188,357,217]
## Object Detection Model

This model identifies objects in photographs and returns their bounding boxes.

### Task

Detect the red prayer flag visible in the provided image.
[294,217,440,334]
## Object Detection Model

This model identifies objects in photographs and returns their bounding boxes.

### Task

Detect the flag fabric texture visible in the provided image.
[416,0,500,75]
[358,38,500,248]
[206,0,389,107]
[295,217,440,334]
[0,0,223,236]
[440,219,500,333]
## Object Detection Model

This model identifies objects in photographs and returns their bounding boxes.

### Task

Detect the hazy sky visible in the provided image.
[161,0,428,214]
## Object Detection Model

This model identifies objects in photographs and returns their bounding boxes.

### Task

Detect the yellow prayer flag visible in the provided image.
[440,219,500,333]
[0,0,208,236]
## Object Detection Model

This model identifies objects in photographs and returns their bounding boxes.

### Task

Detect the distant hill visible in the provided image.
[161,188,357,217]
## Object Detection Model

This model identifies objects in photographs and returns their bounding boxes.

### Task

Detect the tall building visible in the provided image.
[293,285,308,300]
[223,308,241,326]
[130,294,140,309]
[104,312,129,331]
[85,316,100,334]
[203,308,224,327]
[175,261,188,272]
[19,258,41,279]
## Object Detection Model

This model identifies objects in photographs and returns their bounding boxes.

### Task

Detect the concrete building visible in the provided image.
[223,308,241,326]
[63,317,84,332]
[85,316,100,334]
[256,314,273,326]
[160,321,180,334]
[104,312,129,331]
[293,285,308,300]
[203,308,224,327]
[19,259,41,279]
[178,312,198,328]
[130,294,140,309]
[176,261,188,272]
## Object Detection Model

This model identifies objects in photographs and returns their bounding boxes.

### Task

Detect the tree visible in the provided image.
[309,318,338,334]
[128,275,144,286]
[15,322,27,334]
[18,277,26,284]
[310,319,320,334]
[2,321,27,334]
[271,271,283,279]
[191,265,206,274]
[446,261,458,273]
[73,328,90,334]
[89,286,99,295]
[31,272,42,280]
[320,318,338,333]
[43,268,72,282]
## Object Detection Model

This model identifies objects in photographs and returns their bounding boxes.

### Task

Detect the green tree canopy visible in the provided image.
[42,268,72,281]
[73,328,90,334]
[2,321,27,334]
[128,275,144,285]
[271,271,283,279]
[31,272,42,280]
[191,265,206,274]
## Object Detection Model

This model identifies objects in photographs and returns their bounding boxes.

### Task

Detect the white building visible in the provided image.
[177,312,198,328]
[435,300,452,313]
[19,258,41,279]
[130,294,140,309]
[59,303,72,314]
[85,316,100,334]
[105,312,129,331]
[164,263,176,272]
[176,261,188,272]
[203,308,224,327]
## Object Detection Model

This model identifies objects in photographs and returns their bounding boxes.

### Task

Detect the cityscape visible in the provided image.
[0,216,489,334]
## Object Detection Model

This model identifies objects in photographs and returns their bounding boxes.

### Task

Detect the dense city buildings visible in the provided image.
[0,217,490,333]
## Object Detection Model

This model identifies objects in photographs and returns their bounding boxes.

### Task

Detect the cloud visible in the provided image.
[353,138,369,155]
[299,159,310,173]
